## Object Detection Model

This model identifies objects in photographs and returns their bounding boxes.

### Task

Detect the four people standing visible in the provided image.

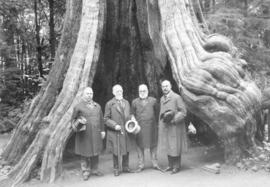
[71,80,188,179]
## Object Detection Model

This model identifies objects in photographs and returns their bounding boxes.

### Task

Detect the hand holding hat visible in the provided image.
[160,110,175,124]
[125,117,141,134]
[72,116,87,132]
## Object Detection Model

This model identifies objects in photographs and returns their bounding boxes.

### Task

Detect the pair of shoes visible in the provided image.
[122,167,134,173]
[163,166,173,172]
[83,175,89,181]
[171,168,180,174]
[135,167,144,173]
[82,171,90,181]
[153,165,164,172]
[114,169,120,176]
[91,170,104,176]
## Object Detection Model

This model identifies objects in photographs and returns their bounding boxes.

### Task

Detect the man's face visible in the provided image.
[161,81,171,95]
[139,85,148,99]
[113,85,123,100]
[83,88,93,102]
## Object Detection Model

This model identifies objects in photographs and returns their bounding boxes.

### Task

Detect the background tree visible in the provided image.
[0,0,65,132]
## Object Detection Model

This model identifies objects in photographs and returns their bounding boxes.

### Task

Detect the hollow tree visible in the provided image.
[0,0,262,185]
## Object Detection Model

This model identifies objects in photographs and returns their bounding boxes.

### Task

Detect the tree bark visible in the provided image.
[158,0,261,162]
[0,0,262,185]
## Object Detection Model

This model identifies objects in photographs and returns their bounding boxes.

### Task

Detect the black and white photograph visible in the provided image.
[1,0,270,186]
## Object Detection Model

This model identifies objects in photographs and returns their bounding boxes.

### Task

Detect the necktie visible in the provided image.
[164,95,167,100]
[118,100,124,108]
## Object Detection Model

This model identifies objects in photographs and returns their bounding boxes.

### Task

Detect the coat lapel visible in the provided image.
[138,98,149,114]
[113,98,126,121]
[162,94,172,105]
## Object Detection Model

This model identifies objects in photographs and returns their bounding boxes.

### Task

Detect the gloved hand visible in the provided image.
[188,123,196,134]
[131,115,136,121]
[161,110,175,123]
[101,131,106,139]
[115,124,121,131]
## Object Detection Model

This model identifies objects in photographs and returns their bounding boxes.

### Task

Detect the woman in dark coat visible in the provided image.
[71,87,105,180]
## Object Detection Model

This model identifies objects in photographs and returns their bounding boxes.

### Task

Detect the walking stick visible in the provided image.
[117,130,122,172]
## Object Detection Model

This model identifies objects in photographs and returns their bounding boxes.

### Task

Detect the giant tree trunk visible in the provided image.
[0,0,261,185]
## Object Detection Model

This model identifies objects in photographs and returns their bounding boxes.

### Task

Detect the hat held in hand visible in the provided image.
[125,119,141,134]
[72,116,87,132]
[160,110,175,123]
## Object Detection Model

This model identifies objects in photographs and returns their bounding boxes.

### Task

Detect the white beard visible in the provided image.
[139,94,148,99]
[115,95,123,100]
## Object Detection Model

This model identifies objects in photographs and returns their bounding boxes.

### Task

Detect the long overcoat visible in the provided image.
[131,97,159,149]
[71,101,104,157]
[104,98,135,155]
[159,91,188,156]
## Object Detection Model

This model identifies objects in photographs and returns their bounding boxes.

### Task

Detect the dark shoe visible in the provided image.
[153,165,164,172]
[122,167,134,173]
[171,168,180,174]
[163,166,173,172]
[91,170,104,176]
[114,169,120,176]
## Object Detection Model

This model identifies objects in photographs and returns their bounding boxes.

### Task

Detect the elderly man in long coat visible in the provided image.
[131,84,162,172]
[104,84,134,176]
[71,87,105,180]
[159,80,188,174]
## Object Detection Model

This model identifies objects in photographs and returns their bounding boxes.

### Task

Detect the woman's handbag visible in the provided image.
[72,116,87,132]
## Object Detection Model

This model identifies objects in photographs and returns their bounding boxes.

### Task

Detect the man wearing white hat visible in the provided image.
[131,84,162,172]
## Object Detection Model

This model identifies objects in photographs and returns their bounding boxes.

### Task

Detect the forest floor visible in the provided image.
[1,134,270,187]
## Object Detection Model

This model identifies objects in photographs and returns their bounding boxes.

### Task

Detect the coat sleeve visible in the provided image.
[153,98,160,124]
[173,95,187,124]
[126,101,132,120]
[131,99,136,117]
[99,106,105,131]
[104,101,118,129]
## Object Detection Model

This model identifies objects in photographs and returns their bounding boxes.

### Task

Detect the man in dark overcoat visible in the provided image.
[71,87,105,180]
[104,84,134,176]
[159,80,188,174]
[131,84,162,172]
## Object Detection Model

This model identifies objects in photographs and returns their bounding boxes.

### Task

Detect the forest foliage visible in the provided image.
[0,0,65,130]
[0,0,270,130]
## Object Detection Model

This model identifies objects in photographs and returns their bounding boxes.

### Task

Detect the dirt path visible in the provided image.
[0,134,270,187]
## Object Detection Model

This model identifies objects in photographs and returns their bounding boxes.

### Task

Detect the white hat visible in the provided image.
[125,119,141,134]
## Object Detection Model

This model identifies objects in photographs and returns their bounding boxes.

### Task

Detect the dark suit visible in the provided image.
[71,101,104,173]
[131,96,159,168]
[159,91,187,169]
[104,97,135,170]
